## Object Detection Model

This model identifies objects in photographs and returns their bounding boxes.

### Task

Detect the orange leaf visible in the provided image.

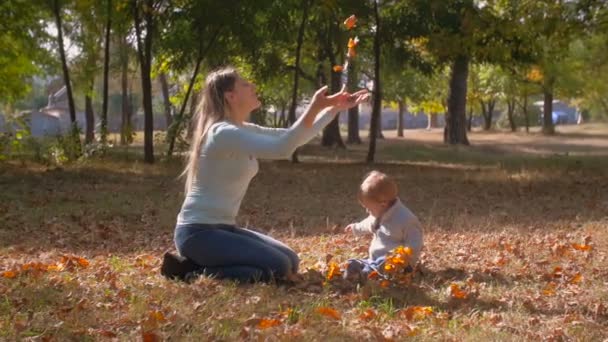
[359,308,376,321]
[347,37,359,48]
[347,47,356,58]
[77,257,90,268]
[316,307,341,320]
[402,306,433,321]
[383,264,396,272]
[570,273,583,284]
[449,283,468,299]
[142,331,161,342]
[343,15,357,30]
[542,282,557,296]
[257,318,282,329]
[149,311,166,323]
[572,243,592,251]
[333,65,344,72]
[326,262,342,280]
[1,270,17,279]
[368,270,380,280]
[395,246,413,257]
[380,280,391,288]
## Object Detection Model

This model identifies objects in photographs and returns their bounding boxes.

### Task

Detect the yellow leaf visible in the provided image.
[316,307,341,320]
[257,318,282,329]
[326,262,342,281]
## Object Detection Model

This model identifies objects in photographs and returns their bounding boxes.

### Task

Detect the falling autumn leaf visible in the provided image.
[343,15,357,30]
[347,37,359,58]
[257,318,282,329]
[316,307,341,320]
[333,65,344,73]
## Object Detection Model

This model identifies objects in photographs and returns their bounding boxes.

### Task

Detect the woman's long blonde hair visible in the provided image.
[182,67,239,193]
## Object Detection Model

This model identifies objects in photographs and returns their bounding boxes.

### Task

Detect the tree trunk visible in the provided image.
[522,91,529,133]
[166,28,221,157]
[288,0,310,163]
[377,111,384,139]
[321,67,345,148]
[186,89,199,140]
[85,84,95,144]
[159,72,173,128]
[120,33,131,145]
[134,0,154,163]
[427,113,438,130]
[480,99,495,131]
[542,77,555,135]
[347,60,361,144]
[397,99,404,137]
[507,98,516,132]
[466,106,473,132]
[101,0,112,144]
[366,0,381,163]
[321,19,344,148]
[444,55,470,145]
[52,0,79,144]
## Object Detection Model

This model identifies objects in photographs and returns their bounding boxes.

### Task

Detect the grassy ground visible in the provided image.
[1,124,607,341]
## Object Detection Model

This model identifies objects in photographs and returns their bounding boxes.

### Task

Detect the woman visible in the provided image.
[161,66,368,283]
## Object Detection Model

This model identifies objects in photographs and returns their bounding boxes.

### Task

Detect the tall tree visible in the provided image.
[132,0,156,163]
[100,0,112,144]
[366,0,381,162]
[51,0,79,145]
[288,0,312,162]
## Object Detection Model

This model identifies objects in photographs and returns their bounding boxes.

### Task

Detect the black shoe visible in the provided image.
[161,252,201,281]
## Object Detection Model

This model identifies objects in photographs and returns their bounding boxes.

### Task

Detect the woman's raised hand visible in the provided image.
[310,85,370,113]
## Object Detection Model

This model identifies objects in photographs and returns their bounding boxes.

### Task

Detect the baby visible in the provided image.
[344,171,423,281]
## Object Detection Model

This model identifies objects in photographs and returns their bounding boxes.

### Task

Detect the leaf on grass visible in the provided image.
[542,282,557,296]
[326,262,342,281]
[449,283,468,299]
[257,318,282,329]
[1,270,17,279]
[316,307,341,320]
[570,273,583,284]
[359,308,376,321]
[402,306,433,321]
[142,331,161,342]
[572,243,592,251]
[149,310,166,323]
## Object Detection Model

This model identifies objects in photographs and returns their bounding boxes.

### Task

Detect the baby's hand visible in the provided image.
[344,224,354,234]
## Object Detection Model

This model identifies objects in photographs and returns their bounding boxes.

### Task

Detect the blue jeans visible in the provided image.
[174,224,299,282]
[346,256,413,279]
